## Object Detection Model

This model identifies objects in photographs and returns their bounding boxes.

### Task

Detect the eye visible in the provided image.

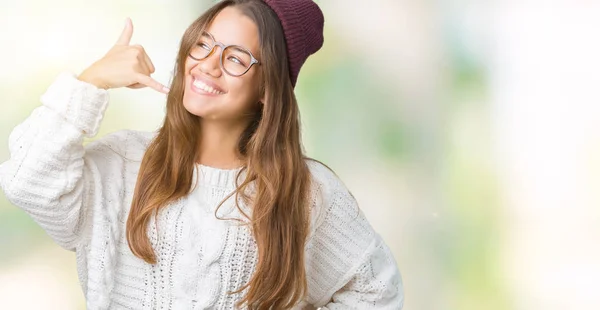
[198,42,211,50]
[227,56,245,66]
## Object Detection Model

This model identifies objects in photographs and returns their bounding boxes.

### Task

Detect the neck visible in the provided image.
[196,119,248,169]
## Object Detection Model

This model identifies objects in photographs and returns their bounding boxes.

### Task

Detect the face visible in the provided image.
[183,6,263,122]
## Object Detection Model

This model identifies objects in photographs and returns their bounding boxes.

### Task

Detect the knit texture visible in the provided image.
[0,73,403,309]
[262,0,325,87]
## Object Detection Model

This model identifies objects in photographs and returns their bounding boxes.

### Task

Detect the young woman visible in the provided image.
[0,0,403,309]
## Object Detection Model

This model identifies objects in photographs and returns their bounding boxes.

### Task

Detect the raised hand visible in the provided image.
[78,18,169,94]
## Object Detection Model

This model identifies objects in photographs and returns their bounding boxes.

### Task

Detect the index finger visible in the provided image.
[116,18,133,46]
[135,73,170,94]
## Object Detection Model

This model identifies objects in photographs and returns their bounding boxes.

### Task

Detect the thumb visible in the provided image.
[116,17,133,46]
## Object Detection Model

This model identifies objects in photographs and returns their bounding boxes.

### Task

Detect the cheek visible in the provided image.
[183,59,198,79]
[183,60,191,74]
[228,76,259,101]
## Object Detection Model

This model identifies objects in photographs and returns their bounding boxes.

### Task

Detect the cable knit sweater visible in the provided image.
[0,73,404,309]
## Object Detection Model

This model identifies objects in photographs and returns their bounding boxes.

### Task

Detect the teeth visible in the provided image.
[193,78,224,95]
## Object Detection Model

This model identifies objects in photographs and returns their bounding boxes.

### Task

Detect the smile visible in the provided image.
[192,78,226,95]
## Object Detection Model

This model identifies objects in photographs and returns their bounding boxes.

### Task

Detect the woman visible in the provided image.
[0,0,403,309]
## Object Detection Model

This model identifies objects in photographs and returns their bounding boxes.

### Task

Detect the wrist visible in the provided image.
[77,72,109,90]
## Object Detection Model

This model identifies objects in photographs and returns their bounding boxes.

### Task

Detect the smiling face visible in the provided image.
[183,6,263,122]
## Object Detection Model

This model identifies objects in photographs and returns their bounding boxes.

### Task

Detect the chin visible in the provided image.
[182,89,212,117]
[182,100,207,118]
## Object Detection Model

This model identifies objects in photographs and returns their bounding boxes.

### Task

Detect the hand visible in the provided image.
[78,18,169,94]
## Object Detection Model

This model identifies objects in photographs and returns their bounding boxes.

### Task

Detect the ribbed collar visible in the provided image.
[193,163,245,189]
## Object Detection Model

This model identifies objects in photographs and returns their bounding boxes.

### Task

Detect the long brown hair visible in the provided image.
[126,0,312,309]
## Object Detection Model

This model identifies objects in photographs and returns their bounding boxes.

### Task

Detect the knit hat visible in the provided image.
[262,0,324,87]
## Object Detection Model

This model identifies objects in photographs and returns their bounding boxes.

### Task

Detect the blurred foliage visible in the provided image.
[0,1,512,309]
[299,58,412,164]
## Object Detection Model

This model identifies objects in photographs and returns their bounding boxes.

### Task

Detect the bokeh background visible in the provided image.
[1,0,600,309]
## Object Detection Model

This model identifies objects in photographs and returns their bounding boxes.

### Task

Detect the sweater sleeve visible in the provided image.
[305,161,404,309]
[319,237,404,309]
[0,72,109,251]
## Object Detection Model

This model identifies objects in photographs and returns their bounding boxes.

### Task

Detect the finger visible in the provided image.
[131,44,155,74]
[127,83,146,89]
[142,52,155,74]
[135,56,152,76]
[116,17,133,46]
[135,73,170,94]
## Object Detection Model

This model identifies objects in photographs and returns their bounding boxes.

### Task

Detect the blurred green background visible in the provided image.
[2,1,600,309]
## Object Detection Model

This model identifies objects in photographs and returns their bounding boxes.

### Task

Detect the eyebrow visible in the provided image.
[229,46,249,54]
[204,31,256,54]
[204,31,218,41]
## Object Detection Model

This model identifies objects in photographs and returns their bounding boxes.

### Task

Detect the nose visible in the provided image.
[197,45,223,78]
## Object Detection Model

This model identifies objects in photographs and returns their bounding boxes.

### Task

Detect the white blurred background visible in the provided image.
[1,0,599,309]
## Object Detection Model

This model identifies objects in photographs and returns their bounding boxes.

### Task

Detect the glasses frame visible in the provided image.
[189,31,261,77]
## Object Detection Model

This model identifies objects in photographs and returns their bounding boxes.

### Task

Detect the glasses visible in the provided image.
[189,31,260,77]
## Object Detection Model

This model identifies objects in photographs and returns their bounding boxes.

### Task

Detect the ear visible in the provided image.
[259,84,267,105]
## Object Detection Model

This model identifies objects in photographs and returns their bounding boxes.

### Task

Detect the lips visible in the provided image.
[191,76,226,95]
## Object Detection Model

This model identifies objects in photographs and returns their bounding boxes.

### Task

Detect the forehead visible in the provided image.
[204,6,259,53]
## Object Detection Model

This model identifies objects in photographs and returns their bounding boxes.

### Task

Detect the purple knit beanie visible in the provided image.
[261,0,324,87]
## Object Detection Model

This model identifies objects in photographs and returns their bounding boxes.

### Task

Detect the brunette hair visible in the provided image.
[126,1,312,309]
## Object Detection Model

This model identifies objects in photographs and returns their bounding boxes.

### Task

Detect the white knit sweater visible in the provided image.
[0,73,404,310]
